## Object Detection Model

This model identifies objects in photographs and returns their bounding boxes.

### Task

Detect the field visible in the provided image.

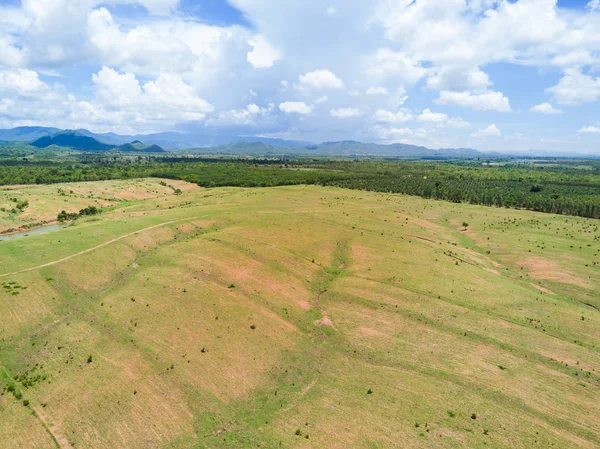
[0,179,598,448]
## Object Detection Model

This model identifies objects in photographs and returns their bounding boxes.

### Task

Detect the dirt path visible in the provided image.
[0,217,200,278]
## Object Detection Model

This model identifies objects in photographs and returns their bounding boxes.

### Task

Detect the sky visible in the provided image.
[0,0,599,153]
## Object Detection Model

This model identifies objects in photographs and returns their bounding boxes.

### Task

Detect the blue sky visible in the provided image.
[0,0,599,153]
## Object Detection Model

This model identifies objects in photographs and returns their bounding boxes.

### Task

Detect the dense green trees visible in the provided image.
[1,156,598,218]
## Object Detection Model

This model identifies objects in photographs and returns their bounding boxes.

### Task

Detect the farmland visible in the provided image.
[0,180,598,448]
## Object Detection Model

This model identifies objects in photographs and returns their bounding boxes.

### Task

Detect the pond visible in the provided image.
[0,224,65,242]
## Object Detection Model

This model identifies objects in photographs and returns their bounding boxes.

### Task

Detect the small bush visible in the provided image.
[367,388,373,395]
[447,411,456,418]
[295,428,302,436]
[471,413,477,420]
[250,324,256,330]
[87,355,93,364]
[23,399,29,407]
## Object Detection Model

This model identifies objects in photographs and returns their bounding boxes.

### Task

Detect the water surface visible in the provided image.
[0,224,64,242]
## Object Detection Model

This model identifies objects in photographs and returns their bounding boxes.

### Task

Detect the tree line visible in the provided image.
[0,157,598,219]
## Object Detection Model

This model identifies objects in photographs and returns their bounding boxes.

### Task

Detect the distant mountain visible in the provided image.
[31,130,116,151]
[178,140,486,158]
[185,141,286,155]
[3,126,594,158]
[0,126,61,142]
[114,140,165,153]
[29,131,164,153]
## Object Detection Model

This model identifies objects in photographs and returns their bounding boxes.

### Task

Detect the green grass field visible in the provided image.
[0,180,598,448]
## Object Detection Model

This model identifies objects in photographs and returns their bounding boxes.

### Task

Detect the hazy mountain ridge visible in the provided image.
[0,127,596,158]
[23,130,165,153]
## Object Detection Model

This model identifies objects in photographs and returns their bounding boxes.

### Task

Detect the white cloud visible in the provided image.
[93,67,212,116]
[366,86,388,95]
[330,108,362,118]
[247,35,282,68]
[298,69,344,90]
[315,96,328,104]
[0,69,50,97]
[279,101,314,114]
[207,103,274,126]
[547,69,600,106]
[372,109,413,124]
[414,108,470,128]
[578,125,600,133]
[105,0,179,15]
[530,103,564,114]
[375,126,414,140]
[1,0,600,149]
[471,124,501,138]
[427,66,492,93]
[436,90,512,112]
[417,108,448,123]
[446,117,470,128]
[368,48,429,84]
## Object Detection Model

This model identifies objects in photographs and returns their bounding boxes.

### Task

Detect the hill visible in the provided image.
[0,180,598,448]
[30,130,116,151]
[113,140,165,153]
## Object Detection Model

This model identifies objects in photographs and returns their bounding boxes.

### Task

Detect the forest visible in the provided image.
[0,155,598,218]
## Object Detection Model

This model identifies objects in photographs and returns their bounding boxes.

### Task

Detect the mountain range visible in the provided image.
[6,129,166,153]
[0,126,596,158]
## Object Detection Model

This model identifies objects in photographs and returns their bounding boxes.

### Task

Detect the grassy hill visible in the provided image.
[0,181,598,448]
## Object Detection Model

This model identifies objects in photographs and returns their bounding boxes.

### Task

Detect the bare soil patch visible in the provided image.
[518,257,590,288]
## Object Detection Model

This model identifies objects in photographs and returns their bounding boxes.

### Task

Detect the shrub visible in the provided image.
[250,324,256,330]
[471,413,477,420]
[367,388,373,394]
[87,355,93,363]
[295,428,302,436]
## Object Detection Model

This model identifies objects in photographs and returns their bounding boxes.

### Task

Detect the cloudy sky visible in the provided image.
[0,0,599,152]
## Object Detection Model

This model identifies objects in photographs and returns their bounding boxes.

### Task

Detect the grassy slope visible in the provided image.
[0,182,598,449]
[0,178,197,234]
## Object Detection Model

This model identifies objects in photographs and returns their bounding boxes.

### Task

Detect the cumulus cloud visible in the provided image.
[247,35,282,68]
[436,91,512,112]
[471,124,501,138]
[417,108,448,123]
[207,103,274,127]
[279,101,314,114]
[367,48,429,84]
[446,117,470,128]
[530,103,564,114]
[375,126,414,140]
[366,86,388,95]
[1,0,600,149]
[372,109,413,124]
[547,69,600,106]
[330,108,362,118]
[578,125,600,133]
[298,69,344,90]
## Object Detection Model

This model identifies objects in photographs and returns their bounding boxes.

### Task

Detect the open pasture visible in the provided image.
[0,180,598,448]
